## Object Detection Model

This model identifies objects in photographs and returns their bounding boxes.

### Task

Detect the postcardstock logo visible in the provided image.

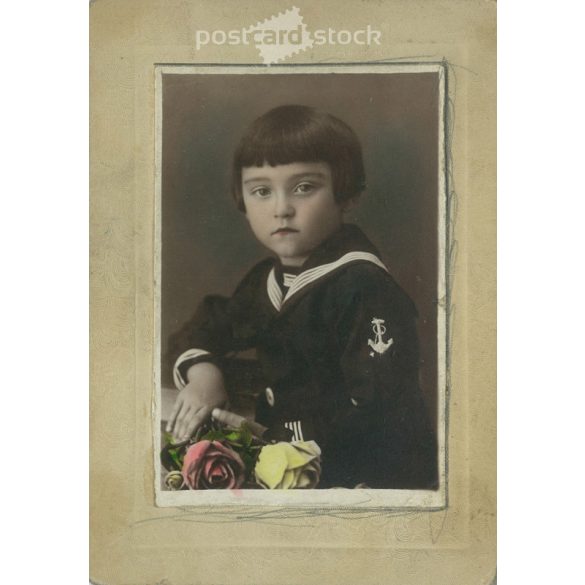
[194,6,382,65]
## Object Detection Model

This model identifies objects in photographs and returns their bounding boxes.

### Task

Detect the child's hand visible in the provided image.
[166,362,228,442]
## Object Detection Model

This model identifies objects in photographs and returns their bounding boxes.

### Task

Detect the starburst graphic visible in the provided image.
[245,6,314,65]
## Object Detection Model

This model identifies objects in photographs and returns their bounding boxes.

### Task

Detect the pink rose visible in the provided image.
[181,440,245,490]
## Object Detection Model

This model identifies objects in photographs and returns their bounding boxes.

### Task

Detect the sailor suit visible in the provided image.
[169,224,438,489]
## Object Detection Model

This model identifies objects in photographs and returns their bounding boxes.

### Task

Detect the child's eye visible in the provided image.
[294,182,315,195]
[251,187,271,198]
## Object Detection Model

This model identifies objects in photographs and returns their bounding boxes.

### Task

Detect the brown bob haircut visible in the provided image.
[231,105,366,212]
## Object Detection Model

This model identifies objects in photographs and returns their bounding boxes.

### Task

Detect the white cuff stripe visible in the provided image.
[172,348,211,389]
[297,421,304,441]
[284,420,304,442]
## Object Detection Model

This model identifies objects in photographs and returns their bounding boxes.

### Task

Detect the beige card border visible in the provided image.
[91,1,495,582]
[154,63,449,508]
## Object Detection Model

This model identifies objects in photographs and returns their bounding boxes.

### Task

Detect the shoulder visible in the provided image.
[329,261,418,319]
[225,258,275,321]
[232,258,273,295]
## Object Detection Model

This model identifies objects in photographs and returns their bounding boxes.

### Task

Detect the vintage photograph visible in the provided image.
[155,64,448,507]
[89,2,497,581]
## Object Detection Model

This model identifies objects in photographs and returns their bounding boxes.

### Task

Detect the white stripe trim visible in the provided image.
[297,421,304,442]
[173,348,211,389]
[266,268,283,311]
[284,420,304,442]
[284,422,293,440]
[265,252,389,312]
[286,252,388,303]
[283,273,296,287]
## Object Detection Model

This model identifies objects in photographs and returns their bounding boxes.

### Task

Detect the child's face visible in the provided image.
[241,162,344,267]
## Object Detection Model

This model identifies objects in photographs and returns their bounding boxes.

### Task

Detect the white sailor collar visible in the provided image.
[266,225,389,312]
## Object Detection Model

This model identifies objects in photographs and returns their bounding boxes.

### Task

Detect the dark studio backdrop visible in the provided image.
[160,70,440,432]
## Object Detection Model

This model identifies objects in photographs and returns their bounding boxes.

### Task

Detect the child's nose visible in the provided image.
[273,193,294,218]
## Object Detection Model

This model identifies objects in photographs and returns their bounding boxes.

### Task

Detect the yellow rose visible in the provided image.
[255,441,321,489]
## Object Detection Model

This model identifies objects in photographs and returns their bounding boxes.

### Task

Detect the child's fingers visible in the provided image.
[165,396,184,433]
[173,405,194,442]
[180,407,212,442]
[212,408,244,428]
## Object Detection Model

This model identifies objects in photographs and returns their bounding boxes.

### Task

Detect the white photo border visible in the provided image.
[153,63,449,509]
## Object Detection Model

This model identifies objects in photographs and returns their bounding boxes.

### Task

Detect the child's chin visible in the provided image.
[271,244,301,258]
[274,251,305,266]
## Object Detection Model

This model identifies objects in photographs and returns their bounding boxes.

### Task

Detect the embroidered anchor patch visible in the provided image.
[367,318,393,356]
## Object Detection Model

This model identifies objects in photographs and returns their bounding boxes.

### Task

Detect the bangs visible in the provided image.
[236,117,335,168]
[231,105,365,211]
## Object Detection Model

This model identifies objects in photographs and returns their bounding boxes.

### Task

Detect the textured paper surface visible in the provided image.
[90,1,496,583]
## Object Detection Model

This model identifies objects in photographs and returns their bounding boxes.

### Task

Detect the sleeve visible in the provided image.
[167,262,271,389]
[167,294,237,389]
[322,268,437,488]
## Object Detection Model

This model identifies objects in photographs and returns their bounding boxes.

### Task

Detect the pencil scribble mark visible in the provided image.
[429,508,448,544]
[134,502,447,528]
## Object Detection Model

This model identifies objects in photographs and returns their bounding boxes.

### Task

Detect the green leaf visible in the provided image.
[241,452,255,475]
[227,441,244,449]
[169,449,183,468]
[239,424,253,447]
[202,429,225,442]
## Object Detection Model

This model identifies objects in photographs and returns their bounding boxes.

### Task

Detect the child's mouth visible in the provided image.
[272,228,299,235]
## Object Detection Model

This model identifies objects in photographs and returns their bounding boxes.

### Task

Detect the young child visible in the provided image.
[166,105,437,489]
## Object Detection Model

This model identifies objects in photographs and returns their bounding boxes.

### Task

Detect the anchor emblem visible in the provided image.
[367,318,393,355]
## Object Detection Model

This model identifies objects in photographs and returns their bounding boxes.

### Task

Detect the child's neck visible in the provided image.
[281,264,302,274]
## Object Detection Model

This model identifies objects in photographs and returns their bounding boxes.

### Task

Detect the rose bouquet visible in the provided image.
[161,410,322,490]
